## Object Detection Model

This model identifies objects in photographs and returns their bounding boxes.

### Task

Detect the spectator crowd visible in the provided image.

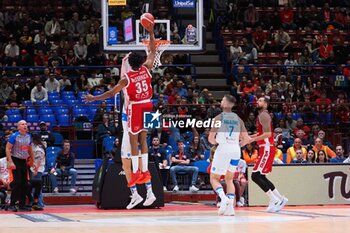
[0,0,349,211]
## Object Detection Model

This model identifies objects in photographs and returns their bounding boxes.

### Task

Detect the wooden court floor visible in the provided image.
[0,204,349,233]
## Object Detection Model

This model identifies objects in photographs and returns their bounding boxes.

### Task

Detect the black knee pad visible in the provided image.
[251,172,261,182]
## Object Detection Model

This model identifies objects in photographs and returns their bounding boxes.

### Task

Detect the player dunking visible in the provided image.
[250,97,288,212]
[83,23,157,209]
[120,54,156,209]
[208,95,250,216]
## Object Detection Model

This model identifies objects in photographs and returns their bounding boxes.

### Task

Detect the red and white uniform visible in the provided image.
[252,110,275,174]
[124,65,153,134]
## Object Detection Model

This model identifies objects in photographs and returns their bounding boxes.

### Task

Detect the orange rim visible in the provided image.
[142,39,170,46]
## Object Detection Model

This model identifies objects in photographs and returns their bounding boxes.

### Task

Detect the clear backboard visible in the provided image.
[101,0,205,53]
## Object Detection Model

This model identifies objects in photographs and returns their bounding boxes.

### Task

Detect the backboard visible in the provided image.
[101,0,205,53]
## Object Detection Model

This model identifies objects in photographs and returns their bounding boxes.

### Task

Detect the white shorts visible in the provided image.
[121,116,131,159]
[210,144,241,175]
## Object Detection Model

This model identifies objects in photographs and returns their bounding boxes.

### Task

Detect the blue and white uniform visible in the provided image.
[121,88,131,159]
[211,112,241,175]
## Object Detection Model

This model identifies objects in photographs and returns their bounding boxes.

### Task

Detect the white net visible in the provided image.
[142,40,170,69]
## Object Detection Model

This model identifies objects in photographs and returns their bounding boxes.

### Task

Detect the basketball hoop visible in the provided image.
[142,39,170,68]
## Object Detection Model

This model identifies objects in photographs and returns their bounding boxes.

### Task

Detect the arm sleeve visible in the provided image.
[31,88,36,102]
[67,153,75,169]
[43,89,48,101]
[7,134,16,145]
[327,147,336,158]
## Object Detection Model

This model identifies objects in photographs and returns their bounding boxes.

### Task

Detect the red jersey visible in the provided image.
[252,31,267,46]
[280,9,294,24]
[125,66,153,102]
[256,110,274,146]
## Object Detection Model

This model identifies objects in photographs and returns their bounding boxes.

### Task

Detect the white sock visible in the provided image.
[141,153,148,172]
[145,182,152,193]
[131,156,139,173]
[130,186,138,195]
[266,190,279,203]
[215,187,227,200]
[272,188,283,200]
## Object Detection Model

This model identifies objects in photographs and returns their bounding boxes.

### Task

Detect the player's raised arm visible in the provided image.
[143,24,156,71]
[208,114,221,145]
[82,78,128,103]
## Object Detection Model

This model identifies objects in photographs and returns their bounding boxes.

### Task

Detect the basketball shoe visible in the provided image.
[275,196,288,212]
[223,199,235,216]
[218,196,229,215]
[137,171,152,184]
[126,193,143,210]
[128,170,142,187]
[237,197,245,207]
[266,199,280,213]
[173,185,179,192]
[143,192,156,206]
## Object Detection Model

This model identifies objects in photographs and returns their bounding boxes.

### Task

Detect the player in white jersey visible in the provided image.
[120,54,156,210]
[209,95,250,216]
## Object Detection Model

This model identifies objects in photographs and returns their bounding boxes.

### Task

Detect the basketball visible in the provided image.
[140,13,154,30]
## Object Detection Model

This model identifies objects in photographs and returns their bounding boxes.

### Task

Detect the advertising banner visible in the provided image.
[248,164,350,205]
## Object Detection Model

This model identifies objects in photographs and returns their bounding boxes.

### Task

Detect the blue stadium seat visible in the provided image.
[65,99,79,106]
[204,149,210,160]
[56,108,69,115]
[327,113,332,125]
[163,95,168,102]
[77,91,88,100]
[147,135,151,146]
[23,100,33,106]
[151,99,159,105]
[51,104,67,113]
[50,99,64,105]
[181,131,193,144]
[48,95,60,102]
[24,108,37,115]
[93,91,104,96]
[61,91,74,97]
[5,109,21,115]
[72,108,87,115]
[62,95,76,101]
[8,114,22,123]
[57,114,70,126]
[39,108,54,115]
[274,112,284,121]
[163,146,173,162]
[247,95,255,104]
[47,146,62,155]
[40,114,56,126]
[193,160,210,173]
[26,114,39,123]
[94,159,114,171]
[53,132,64,146]
[292,112,301,120]
[105,98,116,105]
[103,136,115,153]
[46,146,62,171]
[36,100,49,105]
[23,108,36,118]
[48,91,59,97]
